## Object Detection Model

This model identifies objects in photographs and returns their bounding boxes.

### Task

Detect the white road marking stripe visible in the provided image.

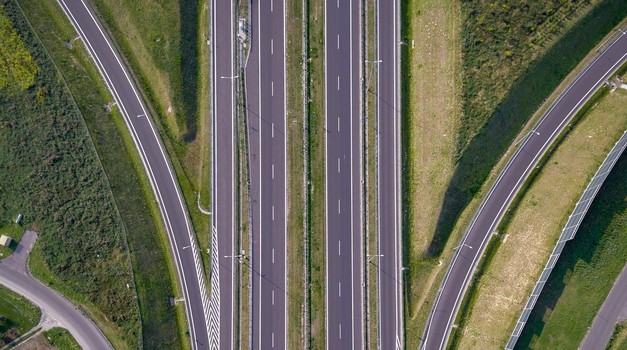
[272,164,275,179]
[271,81,274,96]
[272,248,275,263]
[338,157,341,173]
[270,0,273,12]
[339,324,342,339]
[337,75,340,90]
[272,123,275,138]
[272,290,275,305]
[337,34,340,50]
[339,282,342,297]
[271,38,274,55]
[338,199,341,214]
[272,332,275,348]
[272,205,275,221]
[338,116,340,132]
[339,240,341,256]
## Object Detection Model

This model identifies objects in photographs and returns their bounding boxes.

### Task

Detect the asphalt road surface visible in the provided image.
[211,0,236,348]
[580,263,627,350]
[246,0,288,348]
[57,1,211,348]
[325,0,364,348]
[0,231,111,349]
[421,31,627,350]
[376,0,403,348]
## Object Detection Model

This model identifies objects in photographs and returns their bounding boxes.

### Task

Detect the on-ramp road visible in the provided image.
[0,231,111,349]
[325,0,364,348]
[58,1,211,348]
[246,0,288,348]
[210,0,236,348]
[421,31,627,350]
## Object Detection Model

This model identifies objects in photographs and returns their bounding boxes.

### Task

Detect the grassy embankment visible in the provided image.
[89,0,213,272]
[401,0,627,345]
[286,0,307,348]
[0,285,41,346]
[15,0,187,348]
[0,2,142,348]
[608,323,627,350]
[364,0,377,347]
[42,327,81,349]
[510,98,627,350]
[449,85,627,349]
[306,0,326,349]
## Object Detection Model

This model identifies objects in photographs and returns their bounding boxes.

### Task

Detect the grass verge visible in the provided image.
[608,322,627,350]
[16,0,187,348]
[450,87,627,349]
[42,327,81,350]
[306,0,326,349]
[0,285,41,347]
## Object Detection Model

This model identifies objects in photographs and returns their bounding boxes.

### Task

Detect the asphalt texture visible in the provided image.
[325,0,364,348]
[421,32,627,350]
[376,0,402,348]
[0,231,112,349]
[246,0,288,348]
[580,263,627,350]
[58,1,211,348]
[211,0,236,348]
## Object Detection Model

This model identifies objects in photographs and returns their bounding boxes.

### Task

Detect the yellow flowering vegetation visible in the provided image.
[0,6,37,91]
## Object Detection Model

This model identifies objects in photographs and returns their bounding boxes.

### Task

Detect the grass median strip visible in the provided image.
[15,0,188,348]
[449,88,627,349]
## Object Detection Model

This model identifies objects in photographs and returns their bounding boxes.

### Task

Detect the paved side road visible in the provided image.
[0,231,112,349]
[580,263,627,350]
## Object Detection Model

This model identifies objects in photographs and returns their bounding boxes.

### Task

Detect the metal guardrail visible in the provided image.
[505,130,627,350]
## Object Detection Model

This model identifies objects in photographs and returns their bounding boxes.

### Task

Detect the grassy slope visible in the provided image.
[89,0,213,267]
[513,118,627,349]
[402,0,627,342]
[286,0,306,348]
[451,88,627,349]
[15,0,185,348]
[43,327,81,350]
[608,322,627,350]
[307,0,326,349]
[0,285,41,346]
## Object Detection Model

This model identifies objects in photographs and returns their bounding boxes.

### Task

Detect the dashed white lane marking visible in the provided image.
[337,34,340,50]
[339,282,342,297]
[337,0,339,7]
[272,290,275,305]
[272,248,275,263]
[272,123,275,138]
[271,81,274,96]
[337,76,340,90]
[271,38,274,55]
[272,332,275,348]
[338,199,341,214]
[338,157,341,173]
[339,324,342,339]
[272,205,275,221]
[338,116,340,132]
[270,0,273,12]
[338,240,341,256]
[272,164,275,179]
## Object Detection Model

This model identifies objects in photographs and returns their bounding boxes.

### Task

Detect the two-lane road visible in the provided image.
[210,0,236,348]
[247,0,288,348]
[376,0,403,348]
[325,0,363,348]
[58,1,211,348]
[421,31,627,350]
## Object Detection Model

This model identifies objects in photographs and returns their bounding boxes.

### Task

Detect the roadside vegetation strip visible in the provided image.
[399,0,463,346]
[43,327,81,350]
[89,0,213,265]
[514,133,627,348]
[15,0,187,348]
[306,0,326,349]
[0,2,141,348]
[285,0,306,348]
[608,322,627,350]
[0,285,41,347]
[448,87,627,350]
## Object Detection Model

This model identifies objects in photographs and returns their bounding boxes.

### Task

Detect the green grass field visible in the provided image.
[43,327,81,350]
[0,2,140,348]
[0,285,40,347]
[14,0,186,348]
[515,143,627,349]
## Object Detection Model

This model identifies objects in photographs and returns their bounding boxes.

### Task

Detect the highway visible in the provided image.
[210,0,236,348]
[421,31,627,350]
[376,0,403,348]
[57,1,211,349]
[0,231,111,349]
[580,263,627,350]
[246,0,288,348]
[325,0,364,348]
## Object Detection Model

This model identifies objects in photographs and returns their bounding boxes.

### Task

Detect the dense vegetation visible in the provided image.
[515,153,627,349]
[0,1,139,345]
[0,6,36,91]
[43,327,81,349]
[0,285,40,346]
[15,0,185,347]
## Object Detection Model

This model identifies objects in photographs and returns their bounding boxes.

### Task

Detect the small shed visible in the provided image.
[0,235,11,247]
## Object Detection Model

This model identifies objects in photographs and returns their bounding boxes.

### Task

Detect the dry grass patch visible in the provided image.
[454,89,627,349]
[401,0,462,346]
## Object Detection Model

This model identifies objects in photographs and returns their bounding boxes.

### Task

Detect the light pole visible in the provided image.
[221,75,239,79]
[367,254,384,262]
[453,243,473,251]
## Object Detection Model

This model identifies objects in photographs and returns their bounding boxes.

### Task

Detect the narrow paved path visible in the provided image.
[580,263,627,350]
[0,231,111,349]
